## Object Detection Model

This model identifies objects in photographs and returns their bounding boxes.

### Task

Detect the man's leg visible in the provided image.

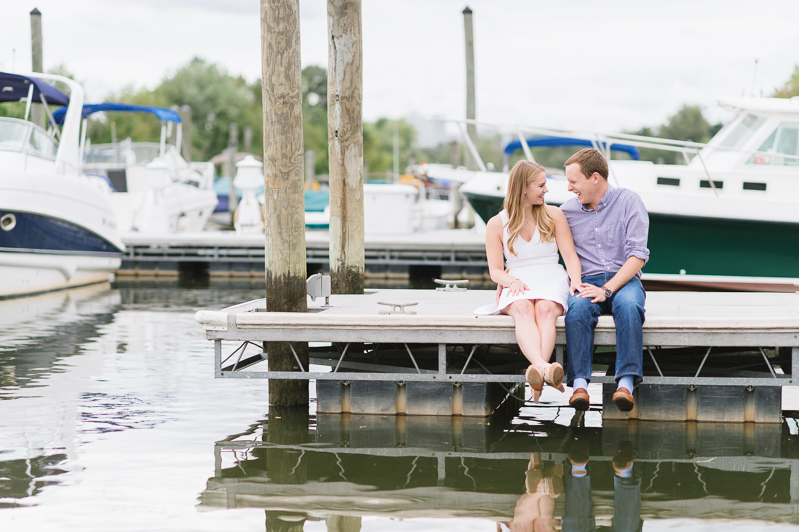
[610,277,646,410]
[565,278,603,409]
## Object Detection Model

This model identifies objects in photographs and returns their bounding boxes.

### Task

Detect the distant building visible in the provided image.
[406,113,453,148]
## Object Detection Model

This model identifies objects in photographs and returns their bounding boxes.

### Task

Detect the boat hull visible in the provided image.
[0,250,120,298]
[462,191,799,290]
[0,208,123,298]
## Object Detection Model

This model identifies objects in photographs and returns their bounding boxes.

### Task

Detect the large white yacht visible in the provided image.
[450,97,799,291]
[0,72,124,298]
[51,102,218,232]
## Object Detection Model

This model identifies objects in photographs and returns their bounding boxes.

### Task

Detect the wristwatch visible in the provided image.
[602,286,613,298]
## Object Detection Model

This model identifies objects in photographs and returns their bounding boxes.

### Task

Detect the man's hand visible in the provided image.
[579,283,607,304]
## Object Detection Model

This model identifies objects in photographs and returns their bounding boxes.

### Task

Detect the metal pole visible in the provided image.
[327,0,365,295]
[260,0,309,406]
[228,122,239,225]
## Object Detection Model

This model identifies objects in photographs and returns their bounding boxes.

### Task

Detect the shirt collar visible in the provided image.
[579,183,615,212]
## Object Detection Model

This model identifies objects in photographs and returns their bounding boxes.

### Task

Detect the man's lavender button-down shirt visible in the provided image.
[559,184,650,279]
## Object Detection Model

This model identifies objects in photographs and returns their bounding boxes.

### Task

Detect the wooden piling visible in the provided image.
[265,406,309,530]
[327,0,365,295]
[462,6,477,171]
[260,0,309,406]
[30,8,45,129]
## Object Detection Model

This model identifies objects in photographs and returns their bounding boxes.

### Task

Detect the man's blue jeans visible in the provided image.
[565,273,646,387]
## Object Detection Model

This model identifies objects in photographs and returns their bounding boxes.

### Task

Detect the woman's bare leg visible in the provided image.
[503,300,547,367]
[533,300,563,363]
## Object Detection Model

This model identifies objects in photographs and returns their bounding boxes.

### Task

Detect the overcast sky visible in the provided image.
[3,0,799,133]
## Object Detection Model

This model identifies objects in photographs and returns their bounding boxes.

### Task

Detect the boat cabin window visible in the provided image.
[718,114,765,150]
[0,119,30,150]
[27,128,58,158]
[747,122,799,166]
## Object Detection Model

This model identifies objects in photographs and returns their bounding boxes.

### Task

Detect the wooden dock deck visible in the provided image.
[196,289,799,421]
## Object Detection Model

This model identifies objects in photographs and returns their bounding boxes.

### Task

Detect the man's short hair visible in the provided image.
[565,148,609,180]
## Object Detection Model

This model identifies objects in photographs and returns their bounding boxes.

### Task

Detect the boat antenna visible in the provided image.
[751,59,759,97]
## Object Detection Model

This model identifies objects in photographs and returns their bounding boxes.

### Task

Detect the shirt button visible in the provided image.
[595,228,598,232]
[598,244,601,248]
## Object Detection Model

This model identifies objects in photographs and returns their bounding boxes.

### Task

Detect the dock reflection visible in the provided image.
[200,411,799,530]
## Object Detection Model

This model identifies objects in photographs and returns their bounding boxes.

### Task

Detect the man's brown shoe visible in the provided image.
[612,387,635,412]
[569,388,589,411]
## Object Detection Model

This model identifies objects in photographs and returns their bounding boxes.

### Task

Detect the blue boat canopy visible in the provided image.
[51,102,182,125]
[504,136,641,160]
[0,72,70,106]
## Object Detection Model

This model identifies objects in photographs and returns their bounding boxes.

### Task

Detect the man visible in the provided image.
[560,148,649,412]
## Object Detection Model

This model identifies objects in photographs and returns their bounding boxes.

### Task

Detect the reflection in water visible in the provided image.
[2,282,799,530]
[202,413,799,530]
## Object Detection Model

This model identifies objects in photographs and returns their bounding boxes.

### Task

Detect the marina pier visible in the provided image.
[195,288,799,423]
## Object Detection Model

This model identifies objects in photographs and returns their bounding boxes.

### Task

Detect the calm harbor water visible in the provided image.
[1,280,799,531]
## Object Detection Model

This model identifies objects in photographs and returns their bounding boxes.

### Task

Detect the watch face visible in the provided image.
[604,288,612,298]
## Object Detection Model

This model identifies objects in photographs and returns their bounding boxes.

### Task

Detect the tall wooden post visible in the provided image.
[261,0,309,406]
[327,0,365,294]
[462,6,477,171]
[30,8,45,129]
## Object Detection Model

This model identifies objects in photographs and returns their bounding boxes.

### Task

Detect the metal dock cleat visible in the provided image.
[378,301,418,315]
[434,279,469,292]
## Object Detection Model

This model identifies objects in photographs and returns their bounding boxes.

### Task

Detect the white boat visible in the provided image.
[0,72,124,298]
[446,98,799,291]
[51,102,218,232]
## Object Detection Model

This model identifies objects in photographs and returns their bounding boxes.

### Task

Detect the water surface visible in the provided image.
[1,281,798,531]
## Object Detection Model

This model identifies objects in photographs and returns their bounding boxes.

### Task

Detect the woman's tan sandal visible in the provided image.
[543,362,565,393]
[525,365,544,402]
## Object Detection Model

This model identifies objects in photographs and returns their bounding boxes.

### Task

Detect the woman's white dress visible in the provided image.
[475,209,570,315]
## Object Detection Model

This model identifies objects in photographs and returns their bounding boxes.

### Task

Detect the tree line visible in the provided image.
[4,60,799,174]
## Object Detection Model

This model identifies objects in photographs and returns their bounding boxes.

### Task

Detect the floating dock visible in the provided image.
[118,230,489,280]
[195,289,799,422]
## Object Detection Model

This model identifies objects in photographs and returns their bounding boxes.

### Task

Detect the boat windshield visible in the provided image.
[747,122,799,166]
[0,119,30,150]
[85,142,162,166]
[0,118,57,158]
[717,113,766,149]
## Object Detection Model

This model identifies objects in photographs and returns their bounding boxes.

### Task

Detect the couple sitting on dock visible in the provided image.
[481,148,649,412]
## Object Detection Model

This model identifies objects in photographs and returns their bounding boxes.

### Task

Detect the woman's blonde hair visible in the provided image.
[503,160,555,256]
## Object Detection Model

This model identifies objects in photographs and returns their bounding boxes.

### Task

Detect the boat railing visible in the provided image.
[439,118,799,196]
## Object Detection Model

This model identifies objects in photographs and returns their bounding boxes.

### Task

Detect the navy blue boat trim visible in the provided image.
[0,211,123,254]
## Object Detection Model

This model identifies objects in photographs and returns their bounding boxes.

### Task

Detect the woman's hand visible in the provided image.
[569,279,582,296]
[508,278,529,296]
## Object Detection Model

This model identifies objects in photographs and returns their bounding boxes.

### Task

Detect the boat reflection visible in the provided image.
[200,411,799,530]
[0,284,120,506]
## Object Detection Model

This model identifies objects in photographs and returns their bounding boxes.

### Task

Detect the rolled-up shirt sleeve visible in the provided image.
[624,195,650,265]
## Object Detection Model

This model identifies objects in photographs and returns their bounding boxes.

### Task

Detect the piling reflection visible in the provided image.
[201,413,799,529]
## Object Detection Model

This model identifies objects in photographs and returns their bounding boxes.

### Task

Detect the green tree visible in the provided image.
[774,65,799,98]
[300,65,329,176]
[363,118,416,179]
[86,58,259,163]
[629,105,722,164]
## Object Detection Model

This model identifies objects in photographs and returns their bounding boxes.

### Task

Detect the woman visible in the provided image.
[484,160,581,402]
